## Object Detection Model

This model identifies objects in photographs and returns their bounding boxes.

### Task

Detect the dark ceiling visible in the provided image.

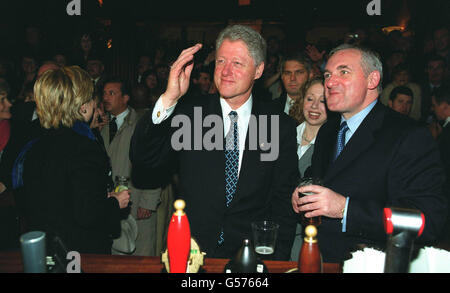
[1,0,448,28]
[0,0,448,57]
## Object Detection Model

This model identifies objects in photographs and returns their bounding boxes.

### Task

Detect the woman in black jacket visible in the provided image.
[20,66,129,254]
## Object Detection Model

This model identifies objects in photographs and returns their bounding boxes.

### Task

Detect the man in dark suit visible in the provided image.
[292,44,447,263]
[130,25,299,260]
[273,53,313,116]
[87,55,107,98]
[420,54,448,124]
[431,85,450,243]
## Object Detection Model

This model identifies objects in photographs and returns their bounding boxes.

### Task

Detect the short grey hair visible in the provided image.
[215,25,267,66]
[329,44,383,93]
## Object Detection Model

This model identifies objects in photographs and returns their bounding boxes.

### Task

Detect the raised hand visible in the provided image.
[161,43,203,109]
[305,45,326,63]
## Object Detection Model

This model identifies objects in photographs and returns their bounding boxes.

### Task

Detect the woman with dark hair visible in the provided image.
[141,69,162,105]
[19,66,129,254]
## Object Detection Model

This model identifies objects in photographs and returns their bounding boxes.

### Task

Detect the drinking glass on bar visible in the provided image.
[251,221,279,256]
[298,177,323,226]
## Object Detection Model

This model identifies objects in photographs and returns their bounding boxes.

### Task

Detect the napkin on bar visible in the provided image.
[343,246,450,273]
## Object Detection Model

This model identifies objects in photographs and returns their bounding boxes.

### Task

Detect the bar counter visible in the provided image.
[0,250,341,273]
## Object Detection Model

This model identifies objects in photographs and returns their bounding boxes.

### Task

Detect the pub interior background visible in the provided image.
[0,0,449,256]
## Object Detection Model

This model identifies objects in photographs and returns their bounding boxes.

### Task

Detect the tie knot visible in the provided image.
[229,111,238,122]
[339,121,349,133]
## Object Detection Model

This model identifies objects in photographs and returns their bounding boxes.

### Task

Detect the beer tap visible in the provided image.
[383,207,425,273]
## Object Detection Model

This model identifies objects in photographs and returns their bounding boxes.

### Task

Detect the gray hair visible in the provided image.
[215,25,267,66]
[329,44,383,93]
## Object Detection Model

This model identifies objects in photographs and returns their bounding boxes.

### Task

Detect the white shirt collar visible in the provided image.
[111,107,130,130]
[444,116,450,128]
[92,76,101,85]
[296,121,316,159]
[220,95,253,123]
[219,95,252,176]
[296,121,316,146]
[284,94,295,114]
[341,100,377,143]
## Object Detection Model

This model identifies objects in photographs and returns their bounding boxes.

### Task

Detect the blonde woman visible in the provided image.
[20,66,129,254]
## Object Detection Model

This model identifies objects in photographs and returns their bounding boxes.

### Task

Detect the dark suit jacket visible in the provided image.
[311,101,447,262]
[130,94,299,260]
[22,123,121,254]
[438,123,450,183]
[438,123,450,242]
[273,93,287,114]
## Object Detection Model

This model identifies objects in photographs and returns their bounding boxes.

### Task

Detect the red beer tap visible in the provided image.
[383,207,425,273]
[167,200,191,273]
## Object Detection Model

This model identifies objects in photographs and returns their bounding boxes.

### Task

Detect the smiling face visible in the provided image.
[324,49,379,119]
[214,39,264,106]
[303,83,327,127]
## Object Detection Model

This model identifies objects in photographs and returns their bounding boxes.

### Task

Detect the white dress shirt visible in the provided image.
[296,121,316,160]
[283,94,294,115]
[444,116,450,128]
[151,95,254,176]
[111,108,130,131]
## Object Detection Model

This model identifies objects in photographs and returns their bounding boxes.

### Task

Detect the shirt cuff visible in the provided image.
[151,96,177,124]
[341,197,350,233]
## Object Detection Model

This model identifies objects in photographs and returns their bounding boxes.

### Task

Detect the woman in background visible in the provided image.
[21,66,129,254]
[289,78,328,261]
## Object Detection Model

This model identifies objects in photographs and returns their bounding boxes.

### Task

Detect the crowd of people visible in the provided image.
[0,21,449,264]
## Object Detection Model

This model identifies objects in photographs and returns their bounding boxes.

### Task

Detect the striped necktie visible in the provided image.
[334,121,349,161]
[218,111,239,246]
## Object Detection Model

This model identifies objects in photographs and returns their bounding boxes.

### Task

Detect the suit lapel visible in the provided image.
[313,114,339,179]
[325,102,385,181]
[204,95,227,199]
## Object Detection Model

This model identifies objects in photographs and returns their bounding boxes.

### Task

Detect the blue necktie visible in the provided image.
[334,121,349,161]
[218,111,239,245]
[224,111,239,206]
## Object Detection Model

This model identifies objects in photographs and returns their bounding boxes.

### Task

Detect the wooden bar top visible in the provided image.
[0,250,341,273]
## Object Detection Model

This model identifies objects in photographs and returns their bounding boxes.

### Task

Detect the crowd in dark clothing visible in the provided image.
[0,22,449,252]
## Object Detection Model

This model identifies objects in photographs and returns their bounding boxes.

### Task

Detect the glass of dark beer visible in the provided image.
[298,177,323,226]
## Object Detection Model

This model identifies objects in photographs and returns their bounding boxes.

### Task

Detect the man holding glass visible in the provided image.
[292,44,447,263]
